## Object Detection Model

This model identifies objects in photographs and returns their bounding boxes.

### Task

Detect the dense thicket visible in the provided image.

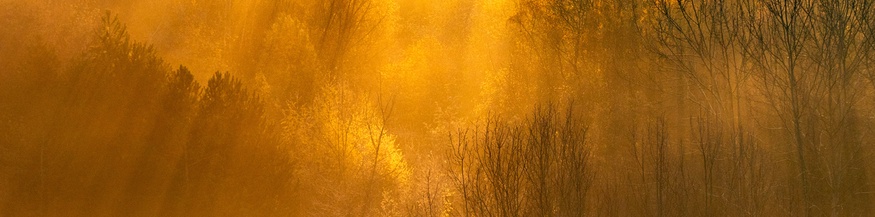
[0,12,297,216]
[2,0,875,216]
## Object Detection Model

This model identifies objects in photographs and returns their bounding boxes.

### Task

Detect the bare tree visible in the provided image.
[741,0,875,215]
[805,0,874,214]
[315,0,379,80]
[740,0,817,214]
[447,104,591,217]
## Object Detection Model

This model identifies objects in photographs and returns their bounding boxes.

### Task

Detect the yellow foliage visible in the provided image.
[282,83,410,216]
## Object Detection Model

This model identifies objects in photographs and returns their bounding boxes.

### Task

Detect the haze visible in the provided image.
[2,0,875,216]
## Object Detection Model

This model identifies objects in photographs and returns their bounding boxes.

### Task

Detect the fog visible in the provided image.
[2,0,875,216]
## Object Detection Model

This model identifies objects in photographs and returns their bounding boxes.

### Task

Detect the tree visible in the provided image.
[447,103,591,217]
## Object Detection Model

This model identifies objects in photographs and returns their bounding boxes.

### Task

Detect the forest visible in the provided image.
[1,0,875,216]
